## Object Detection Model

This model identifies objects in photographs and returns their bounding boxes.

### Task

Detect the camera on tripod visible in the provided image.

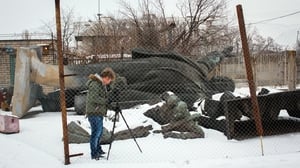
[105,86,142,160]
[107,86,121,112]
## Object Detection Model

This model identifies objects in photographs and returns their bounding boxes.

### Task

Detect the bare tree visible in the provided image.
[119,0,229,57]
[119,0,162,50]
[247,28,283,55]
[42,7,79,57]
[171,0,227,56]
[75,14,131,58]
[61,8,76,54]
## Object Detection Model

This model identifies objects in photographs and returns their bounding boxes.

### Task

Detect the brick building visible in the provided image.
[0,39,56,90]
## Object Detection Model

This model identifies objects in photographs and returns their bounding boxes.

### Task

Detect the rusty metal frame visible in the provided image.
[236,4,264,155]
[54,0,83,165]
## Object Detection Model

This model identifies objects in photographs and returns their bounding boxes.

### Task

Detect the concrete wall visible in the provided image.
[218,51,299,88]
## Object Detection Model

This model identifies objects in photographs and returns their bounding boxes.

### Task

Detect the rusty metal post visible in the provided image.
[55,0,70,164]
[236,5,264,156]
[55,1,83,164]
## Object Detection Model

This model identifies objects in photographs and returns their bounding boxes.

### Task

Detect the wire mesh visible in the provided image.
[36,34,300,160]
[1,3,300,162]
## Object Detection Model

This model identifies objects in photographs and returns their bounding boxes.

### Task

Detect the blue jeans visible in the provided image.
[88,116,104,158]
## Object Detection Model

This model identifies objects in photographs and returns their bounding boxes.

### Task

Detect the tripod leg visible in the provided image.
[119,111,143,153]
[106,111,118,160]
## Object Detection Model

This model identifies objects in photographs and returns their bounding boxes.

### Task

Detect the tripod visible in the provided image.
[106,102,143,160]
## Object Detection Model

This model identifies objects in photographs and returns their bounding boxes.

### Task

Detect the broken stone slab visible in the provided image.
[67,120,152,144]
[67,120,111,144]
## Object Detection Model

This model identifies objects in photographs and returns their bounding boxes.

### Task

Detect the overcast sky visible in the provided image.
[0,0,299,48]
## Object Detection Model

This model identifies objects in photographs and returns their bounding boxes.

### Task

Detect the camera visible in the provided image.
[108,87,120,103]
[107,87,121,112]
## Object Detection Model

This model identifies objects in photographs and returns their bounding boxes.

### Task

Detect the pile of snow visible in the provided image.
[1,86,300,168]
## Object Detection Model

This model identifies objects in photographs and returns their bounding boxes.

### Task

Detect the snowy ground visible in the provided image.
[1,86,300,168]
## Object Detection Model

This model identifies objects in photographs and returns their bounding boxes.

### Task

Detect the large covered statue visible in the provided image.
[12,47,235,118]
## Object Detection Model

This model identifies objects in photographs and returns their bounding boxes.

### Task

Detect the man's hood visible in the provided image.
[86,73,102,86]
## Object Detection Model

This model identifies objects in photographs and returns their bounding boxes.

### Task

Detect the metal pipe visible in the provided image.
[236,4,264,155]
[55,0,70,164]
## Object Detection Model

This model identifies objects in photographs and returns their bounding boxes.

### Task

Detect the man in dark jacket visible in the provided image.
[85,67,116,160]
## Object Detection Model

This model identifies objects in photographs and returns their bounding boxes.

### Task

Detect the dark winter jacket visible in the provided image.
[85,73,108,117]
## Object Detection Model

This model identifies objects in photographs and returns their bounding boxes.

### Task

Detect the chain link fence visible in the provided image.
[21,38,299,161]
[1,4,300,163]
[0,3,299,168]
[0,34,298,163]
